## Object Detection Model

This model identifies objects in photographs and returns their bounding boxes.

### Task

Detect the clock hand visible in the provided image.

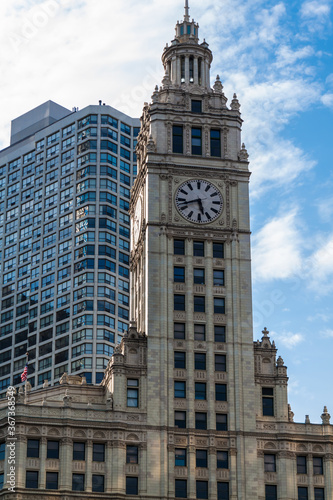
[179,198,202,206]
[198,198,204,215]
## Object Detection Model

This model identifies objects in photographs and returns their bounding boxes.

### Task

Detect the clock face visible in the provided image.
[175,179,223,224]
[133,196,142,245]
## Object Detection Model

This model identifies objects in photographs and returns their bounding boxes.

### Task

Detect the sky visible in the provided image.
[0,0,332,423]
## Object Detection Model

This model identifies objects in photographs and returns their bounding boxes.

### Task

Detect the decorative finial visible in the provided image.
[184,0,190,21]
[321,406,331,425]
[305,415,310,424]
[213,75,223,94]
[262,327,269,337]
[288,404,294,422]
[277,356,284,367]
[231,93,241,111]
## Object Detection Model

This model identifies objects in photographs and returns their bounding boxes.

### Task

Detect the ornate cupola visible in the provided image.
[161,0,213,88]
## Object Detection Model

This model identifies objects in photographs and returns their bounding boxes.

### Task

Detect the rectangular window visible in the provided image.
[264,454,276,472]
[126,476,138,495]
[314,488,325,500]
[215,354,226,372]
[191,100,202,113]
[297,456,307,474]
[214,298,225,314]
[174,267,185,282]
[174,294,185,311]
[194,324,205,341]
[217,482,229,500]
[123,445,139,465]
[92,475,104,493]
[27,439,39,458]
[175,448,186,467]
[72,473,85,491]
[211,129,221,157]
[313,457,323,475]
[195,412,207,430]
[216,384,227,401]
[175,479,187,498]
[196,450,207,468]
[26,471,38,489]
[196,480,208,499]
[192,128,202,155]
[0,473,4,490]
[217,451,228,469]
[0,442,5,460]
[46,471,58,490]
[195,382,206,400]
[262,388,274,416]
[174,239,185,255]
[174,381,186,398]
[298,487,308,500]
[127,379,139,407]
[195,352,206,370]
[47,440,59,459]
[194,296,205,312]
[174,351,186,369]
[73,442,85,461]
[175,411,186,429]
[173,125,183,154]
[93,443,105,462]
[193,241,204,256]
[193,268,205,284]
[216,414,228,431]
[213,270,224,286]
[213,242,224,258]
[215,325,226,343]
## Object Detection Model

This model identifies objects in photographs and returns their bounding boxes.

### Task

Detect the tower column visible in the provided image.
[324,455,333,497]
[185,56,190,83]
[188,444,196,498]
[86,440,92,492]
[39,437,47,489]
[59,437,72,489]
[194,57,199,84]
[208,448,217,497]
[176,57,181,85]
[230,449,238,500]
[105,442,112,492]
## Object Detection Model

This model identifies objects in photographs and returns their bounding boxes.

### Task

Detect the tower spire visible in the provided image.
[184,0,190,21]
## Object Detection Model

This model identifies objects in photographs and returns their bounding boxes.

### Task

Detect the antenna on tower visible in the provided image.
[184,0,190,21]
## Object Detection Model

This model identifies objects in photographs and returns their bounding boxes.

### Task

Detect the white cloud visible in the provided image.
[321,93,333,108]
[300,0,332,33]
[317,197,333,222]
[270,330,305,349]
[252,209,303,282]
[321,329,333,338]
[308,235,333,293]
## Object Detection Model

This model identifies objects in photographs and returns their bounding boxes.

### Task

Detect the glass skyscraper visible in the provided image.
[0,100,139,396]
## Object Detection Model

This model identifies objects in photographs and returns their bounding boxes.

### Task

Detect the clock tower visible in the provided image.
[130,2,257,498]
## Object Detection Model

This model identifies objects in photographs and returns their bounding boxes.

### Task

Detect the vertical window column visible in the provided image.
[193,57,199,84]
[86,440,93,492]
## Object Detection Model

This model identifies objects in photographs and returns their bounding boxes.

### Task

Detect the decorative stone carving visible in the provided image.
[321,406,331,425]
[238,143,249,161]
[288,404,294,422]
[230,93,240,111]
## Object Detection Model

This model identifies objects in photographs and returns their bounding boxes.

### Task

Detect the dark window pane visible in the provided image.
[174,239,185,255]
[192,128,202,155]
[314,488,325,500]
[92,474,104,493]
[72,474,85,491]
[194,323,205,340]
[174,381,186,398]
[175,411,186,428]
[213,270,224,286]
[298,487,308,500]
[126,476,138,495]
[27,439,39,458]
[215,325,226,343]
[264,454,276,472]
[211,129,221,157]
[174,351,186,369]
[47,441,59,459]
[313,457,323,475]
[297,456,307,474]
[93,443,105,462]
[26,471,38,488]
[126,446,138,464]
[175,448,187,466]
[217,451,228,469]
[173,126,183,154]
[215,354,226,371]
[46,472,58,490]
[195,412,207,430]
[217,482,229,500]
[196,450,207,468]
[265,485,277,500]
[216,414,228,431]
[216,384,227,401]
[193,241,204,256]
[195,382,206,400]
[174,267,185,282]
[193,268,205,284]
[174,295,185,311]
[214,297,225,314]
[196,480,208,499]
[213,242,224,258]
[195,352,206,370]
[191,100,202,113]
[175,479,187,498]
[194,296,205,312]
[73,442,85,461]
[174,323,185,339]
